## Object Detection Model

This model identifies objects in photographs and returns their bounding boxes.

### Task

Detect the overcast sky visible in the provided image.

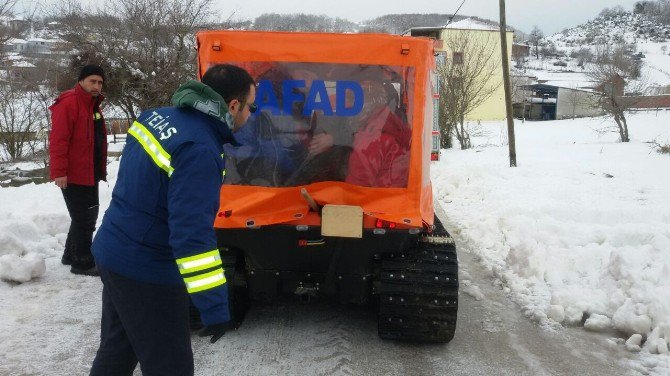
[22,0,642,35]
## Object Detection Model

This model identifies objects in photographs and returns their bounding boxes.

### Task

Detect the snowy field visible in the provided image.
[433,112,670,374]
[637,41,670,87]
[0,112,669,374]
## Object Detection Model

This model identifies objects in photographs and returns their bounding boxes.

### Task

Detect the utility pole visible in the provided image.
[499,0,517,167]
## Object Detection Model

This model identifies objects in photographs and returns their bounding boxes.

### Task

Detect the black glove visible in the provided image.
[197,323,228,343]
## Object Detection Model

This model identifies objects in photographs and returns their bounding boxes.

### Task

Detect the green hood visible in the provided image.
[171,80,230,126]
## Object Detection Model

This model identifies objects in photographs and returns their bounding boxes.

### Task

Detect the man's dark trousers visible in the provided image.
[61,183,99,269]
[90,267,194,376]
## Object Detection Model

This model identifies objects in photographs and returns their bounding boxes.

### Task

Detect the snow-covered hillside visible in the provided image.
[536,10,670,88]
[547,12,670,47]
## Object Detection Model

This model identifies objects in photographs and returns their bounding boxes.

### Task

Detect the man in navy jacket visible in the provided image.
[90,64,256,375]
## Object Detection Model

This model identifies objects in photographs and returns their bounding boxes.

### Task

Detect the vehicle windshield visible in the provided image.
[221,62,415,188]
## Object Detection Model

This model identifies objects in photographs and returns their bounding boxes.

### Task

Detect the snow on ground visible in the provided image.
[520,40,670,91]
[433,111,670,373]
[0,161,44,171]
[0,160,119,282]
[0,163,118,375]
[0,112,669,374]
[638,41,670,87]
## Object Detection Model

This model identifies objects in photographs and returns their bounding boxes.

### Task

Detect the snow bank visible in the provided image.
[433,113,670,365]
[0,161,119,283]
[0,253,45,282]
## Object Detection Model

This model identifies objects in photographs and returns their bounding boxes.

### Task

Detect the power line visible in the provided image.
[445,0,467,27]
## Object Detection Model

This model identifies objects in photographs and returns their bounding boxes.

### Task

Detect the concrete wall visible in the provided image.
[556,88,603,119]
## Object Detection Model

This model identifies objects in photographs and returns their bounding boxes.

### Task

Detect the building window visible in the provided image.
[452,52,463,64]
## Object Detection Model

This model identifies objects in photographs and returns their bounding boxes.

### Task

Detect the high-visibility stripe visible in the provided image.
[175,249,222,275]
[183,268,226,293]
[128,121,174,177]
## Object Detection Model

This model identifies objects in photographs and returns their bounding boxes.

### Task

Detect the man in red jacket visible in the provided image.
[49,64,107,276]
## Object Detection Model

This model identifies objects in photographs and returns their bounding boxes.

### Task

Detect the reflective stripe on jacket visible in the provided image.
[93,106,235,326]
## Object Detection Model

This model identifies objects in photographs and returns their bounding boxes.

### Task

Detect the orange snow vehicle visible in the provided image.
[197,30,458,342]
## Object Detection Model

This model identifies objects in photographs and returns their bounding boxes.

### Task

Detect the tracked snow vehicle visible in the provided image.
[197,30,458,342]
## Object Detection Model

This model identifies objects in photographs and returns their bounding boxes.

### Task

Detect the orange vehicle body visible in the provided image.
[196,31,436,230]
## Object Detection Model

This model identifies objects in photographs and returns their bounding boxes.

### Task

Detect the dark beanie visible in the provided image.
[78,64,105,81]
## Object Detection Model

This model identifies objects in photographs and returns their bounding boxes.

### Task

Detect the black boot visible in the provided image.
[69,241,98,276]
[61,253,73,265]
[70,264,100,277]
[61,236,73,265]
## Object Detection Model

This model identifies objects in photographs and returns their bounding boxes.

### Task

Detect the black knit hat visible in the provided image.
[78,64,105,81]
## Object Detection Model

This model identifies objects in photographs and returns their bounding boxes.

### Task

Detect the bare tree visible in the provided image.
[252,13,357,32]
[528,25,543,59]
[436,30,502,149]
[54,0,215,119]
[599,5,627,19]
[28,57,61,169]
[0,0,18,44]
[588,45,646,142]
[563,89,586,119]
[0,79,49,161]
[513,51,526,70]
[510,75,534,122]
[570,47,594,68]
[364,13,460,35]
[0,0,19,71]
[510,75,533,103]
[0,1,54,163]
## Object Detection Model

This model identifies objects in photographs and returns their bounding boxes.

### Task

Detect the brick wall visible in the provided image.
[618,95,670,109]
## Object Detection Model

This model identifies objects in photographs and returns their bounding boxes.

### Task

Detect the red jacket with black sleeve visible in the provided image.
[49,84,107,185]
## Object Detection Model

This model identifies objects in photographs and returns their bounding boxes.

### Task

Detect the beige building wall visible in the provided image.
[556,88,603,119]
[436,28,513,121]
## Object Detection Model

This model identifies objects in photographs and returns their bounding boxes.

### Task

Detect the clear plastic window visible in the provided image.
[222,62,415,188]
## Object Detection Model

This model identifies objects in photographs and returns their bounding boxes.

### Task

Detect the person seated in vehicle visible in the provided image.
[345,80,411,188]
[298,68,411,188]
[270,66,356,186]
[224,65,312,187]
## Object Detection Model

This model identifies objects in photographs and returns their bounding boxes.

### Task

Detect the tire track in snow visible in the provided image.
[312,314,354,376]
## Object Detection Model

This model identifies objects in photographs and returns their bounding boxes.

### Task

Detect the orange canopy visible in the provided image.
[197,31,435,229]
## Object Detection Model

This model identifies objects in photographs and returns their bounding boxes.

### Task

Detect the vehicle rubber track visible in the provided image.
[377,229,458,343]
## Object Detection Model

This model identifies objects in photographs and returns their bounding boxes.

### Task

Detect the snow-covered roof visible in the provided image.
[6,38,27,44]
[406,26,443,31]
[444,18,494,31]
[406,17,513,35]
[443,17,510,32]
[11,61,35,68]
[527,97,558,103]
[538,80,598,93]
[524,68,597,91]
